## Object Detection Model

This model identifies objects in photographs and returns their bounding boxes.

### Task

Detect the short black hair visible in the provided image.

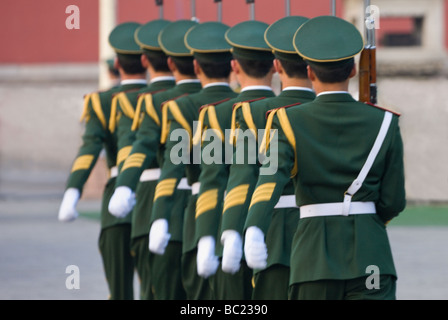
[143,49,170,72]
[116,53,146,75]
[171,56,196,77]
[196,58,232,79]
[236,58,273,79]
[278,58,308,79]
[307,58,355,83]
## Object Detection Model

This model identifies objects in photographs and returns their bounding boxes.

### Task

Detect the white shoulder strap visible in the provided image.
[342,111,393,215]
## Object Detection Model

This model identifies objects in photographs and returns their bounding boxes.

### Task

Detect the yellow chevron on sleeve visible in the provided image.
[90,93,107,129]
[195,189,218,219]
[117,146,133,165]
[276,108,298,177]
[249,182,276,209]
[153,178,177,201]
[121,153,146,171]
[206,105,224,142]
[222,184,250,214]
[131,94,145,131]
[71,154,95,172]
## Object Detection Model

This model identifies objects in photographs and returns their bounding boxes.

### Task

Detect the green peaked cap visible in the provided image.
[158,20,198,57]
[265,16,309,62]
[135,19,171,51]
[185,21,232,62]
[293,15,364,64]
[109,22,143,54]
[225,20,274,61]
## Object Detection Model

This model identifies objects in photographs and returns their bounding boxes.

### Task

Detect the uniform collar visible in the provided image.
[120,79,147,86]
[241,85,273,93]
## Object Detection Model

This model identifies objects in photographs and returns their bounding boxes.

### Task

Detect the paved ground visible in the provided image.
[1,196,447,300]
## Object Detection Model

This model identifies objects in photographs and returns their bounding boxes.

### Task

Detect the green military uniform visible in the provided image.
[245,16,406,300]
[115,20,201,300]
[150,21,237,300]
[62,22,145,300]
[223,16,315,300]
[108,19,175,300]
[193,20,276,300]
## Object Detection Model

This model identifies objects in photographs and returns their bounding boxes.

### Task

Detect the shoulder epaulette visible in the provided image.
[131,89,167,131]
[229,98,267,144]
[365,102,401,116]
[265,102,302,119]
[260,106,297,178]
[160,98,192,144]
[193,98,231,145]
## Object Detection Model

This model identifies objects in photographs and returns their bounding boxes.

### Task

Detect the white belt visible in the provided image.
[139,168,161,182]
[110,166,118,178]
[177,177,191,190]
[274,195,298,209]
[191,182,201,195]
[300,201,376,219]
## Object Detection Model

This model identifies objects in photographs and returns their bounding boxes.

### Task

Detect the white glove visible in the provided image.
[58,188,80,222]
[221,230,243,274]
[244,226,268,270]
[148,219,171,255]
[108,186,136,218]
[196,236,219,278]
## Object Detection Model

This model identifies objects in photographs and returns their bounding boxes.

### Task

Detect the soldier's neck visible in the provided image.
[281,77,312,90]
[119,72,147,82]
[238,74,273,89]
[312,79,349,95]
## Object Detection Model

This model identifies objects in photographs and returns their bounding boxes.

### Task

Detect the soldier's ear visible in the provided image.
[141,54,150,69]
[231,59,240,75]
[167,57,177,73]
[114,57,120,71]
[193,59,202,76]
[349,64,357,79]
[307,65,316,81]
[273,59,283,75]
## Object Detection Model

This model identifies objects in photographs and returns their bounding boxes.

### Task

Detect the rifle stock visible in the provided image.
[358,43,371,103]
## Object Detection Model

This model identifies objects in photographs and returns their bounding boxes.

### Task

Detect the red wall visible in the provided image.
[1,0,446,64]
[0,0,98,63]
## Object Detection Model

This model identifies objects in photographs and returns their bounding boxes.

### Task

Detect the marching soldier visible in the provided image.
[193,20,276,300]
[220,15,316,300]
[148,21,238,300]
[57,22,148,300]
[107,19,175,300]
[108,19,201,300]
[245,16,406,300]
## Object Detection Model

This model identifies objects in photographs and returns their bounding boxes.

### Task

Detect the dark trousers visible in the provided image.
[98,224,135,300]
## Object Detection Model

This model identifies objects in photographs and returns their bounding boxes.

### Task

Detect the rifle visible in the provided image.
[155,0,163,19]
[246,0,255,20]
[359,0,377,104]
[213,0,222,22]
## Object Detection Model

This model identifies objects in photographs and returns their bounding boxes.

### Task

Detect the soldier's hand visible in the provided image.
[108,186,136,218]
[58,188,80,222]
[244,226,268,270]
[196,236,219,278]
[221,230,243,274]
[148,219,171,255]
